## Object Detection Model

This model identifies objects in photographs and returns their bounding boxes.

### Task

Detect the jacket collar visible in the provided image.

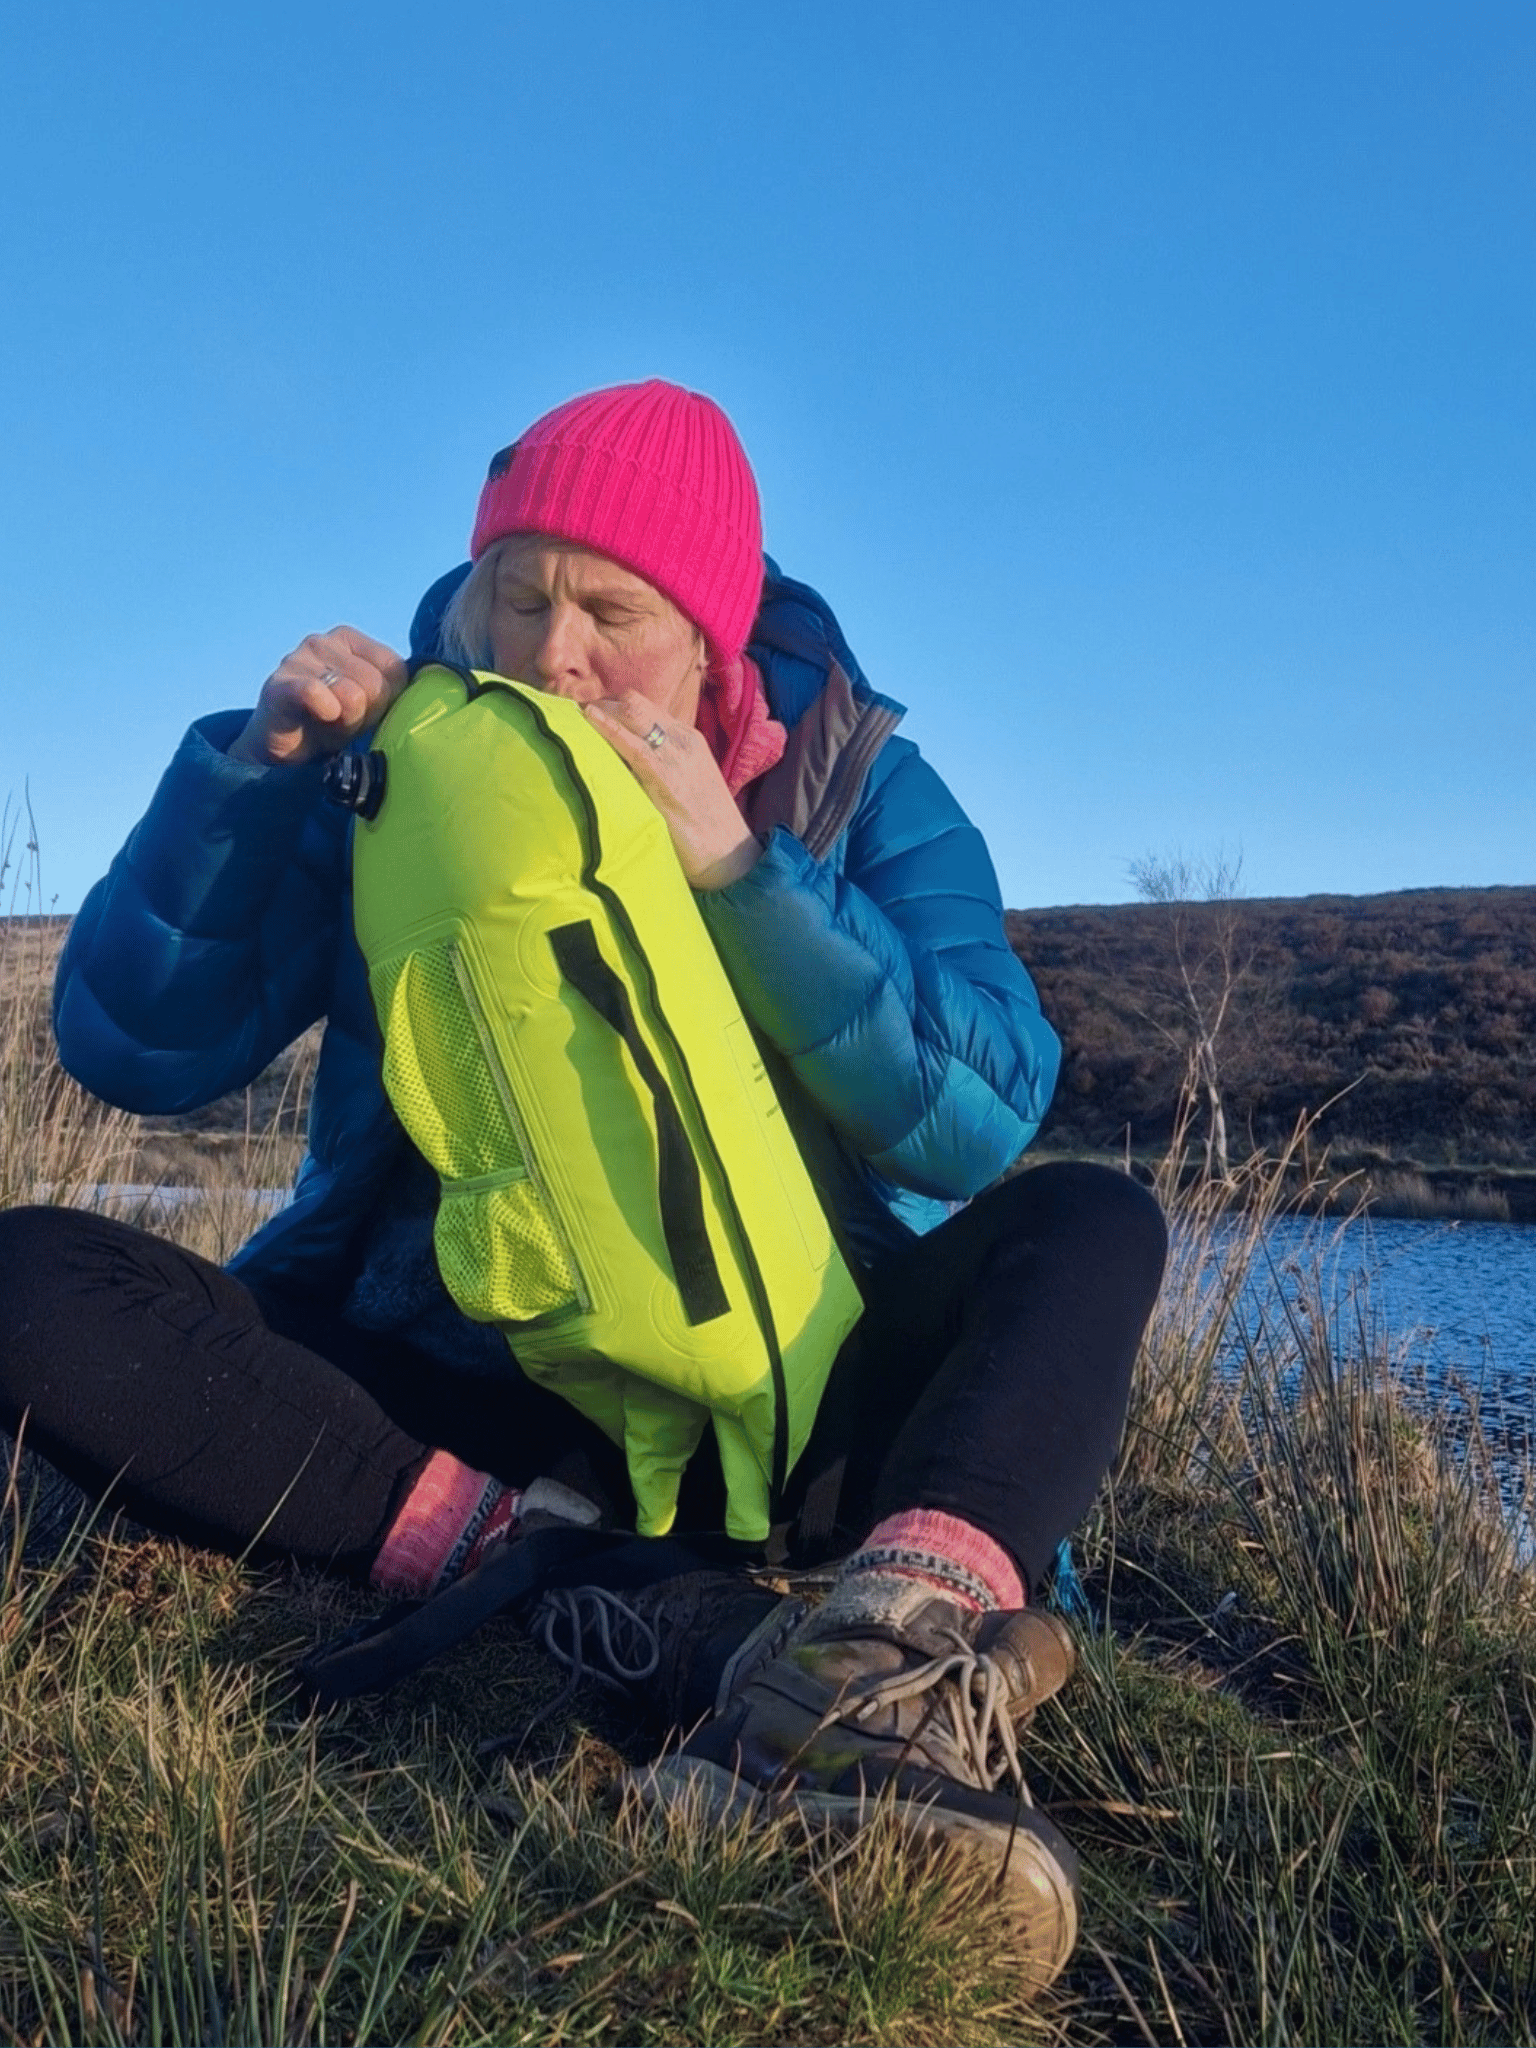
[744,560,904,857]
[743,658,903,858]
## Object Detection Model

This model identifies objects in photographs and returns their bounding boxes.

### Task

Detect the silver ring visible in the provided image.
[318,667,341,687]
[644,723,667,750]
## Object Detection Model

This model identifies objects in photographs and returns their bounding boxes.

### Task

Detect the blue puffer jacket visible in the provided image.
[53,564,1060,1298]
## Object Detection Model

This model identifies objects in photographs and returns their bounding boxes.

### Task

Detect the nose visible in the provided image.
[531,604,598,700]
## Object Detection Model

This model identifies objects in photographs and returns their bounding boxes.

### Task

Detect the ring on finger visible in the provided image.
[318,667,341,687]
[643,723,667,750]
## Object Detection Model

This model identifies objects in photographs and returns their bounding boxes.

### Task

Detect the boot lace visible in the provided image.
[531,1586,661,1693]
[477,1587,661,1759]
[530,1582,806,1711]
[818,1624,1029,1794]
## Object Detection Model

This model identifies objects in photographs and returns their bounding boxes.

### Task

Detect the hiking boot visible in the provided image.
[630,1580,1081,1987]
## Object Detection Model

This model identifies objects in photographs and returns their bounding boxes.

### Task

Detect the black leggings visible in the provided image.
[0,1163,1165,1593]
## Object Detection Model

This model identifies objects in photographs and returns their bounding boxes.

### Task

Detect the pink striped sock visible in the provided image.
[844,1507,1025,1613]
[371,1450,522,1597]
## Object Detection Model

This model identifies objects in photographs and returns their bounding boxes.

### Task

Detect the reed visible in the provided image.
[0,805,137,1216]
[2,892,1533,2044]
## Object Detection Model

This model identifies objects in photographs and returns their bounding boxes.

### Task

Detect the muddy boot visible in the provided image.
[630,1578,1080,1988]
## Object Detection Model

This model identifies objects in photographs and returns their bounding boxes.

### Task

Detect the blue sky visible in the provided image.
[4,1,1532,915]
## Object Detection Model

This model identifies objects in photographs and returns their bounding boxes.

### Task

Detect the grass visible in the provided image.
[3,859,1535,2044]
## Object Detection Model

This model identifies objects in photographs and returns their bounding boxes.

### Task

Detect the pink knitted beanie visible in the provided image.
[469,380,764,668]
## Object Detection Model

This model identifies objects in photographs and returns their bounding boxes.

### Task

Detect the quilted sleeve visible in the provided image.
[53,714,346,1115]
[697,738,1060,1201]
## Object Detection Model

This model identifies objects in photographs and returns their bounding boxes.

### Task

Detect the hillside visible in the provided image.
[1006,884,1536,1172]
[11,886,1536,1197]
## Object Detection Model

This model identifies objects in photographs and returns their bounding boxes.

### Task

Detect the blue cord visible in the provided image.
[1047,1537,1093,1623]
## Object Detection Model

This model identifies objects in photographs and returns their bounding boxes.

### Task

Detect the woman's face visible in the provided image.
[488,538,708,723]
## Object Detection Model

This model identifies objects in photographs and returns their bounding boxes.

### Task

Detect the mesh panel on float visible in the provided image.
[436,1183,580,1322]
[376,946,523,1182]
[374,944,580,1320]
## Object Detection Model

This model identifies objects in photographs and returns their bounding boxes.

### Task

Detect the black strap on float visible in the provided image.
[297,1526,750,1704]
[549,919,729,1327]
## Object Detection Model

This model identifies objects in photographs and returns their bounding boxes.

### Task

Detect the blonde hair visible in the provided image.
[437,540,506,668]
[437,535,709,678]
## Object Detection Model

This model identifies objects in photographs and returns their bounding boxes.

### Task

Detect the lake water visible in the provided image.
[1223,1214,1536,1476]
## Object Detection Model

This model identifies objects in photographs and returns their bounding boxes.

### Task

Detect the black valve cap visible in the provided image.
[322,750,387,820]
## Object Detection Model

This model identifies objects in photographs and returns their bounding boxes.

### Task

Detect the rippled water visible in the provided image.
[1221,1214,1536,1501]
[1261,1215,1536,1393]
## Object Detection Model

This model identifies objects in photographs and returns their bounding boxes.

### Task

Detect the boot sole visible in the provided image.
[629,1753,1079,1988]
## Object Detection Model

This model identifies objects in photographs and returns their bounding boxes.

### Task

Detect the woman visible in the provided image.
[0,381,1165,1984]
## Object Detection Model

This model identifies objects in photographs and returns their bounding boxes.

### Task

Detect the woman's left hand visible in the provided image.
[584,692,762,891]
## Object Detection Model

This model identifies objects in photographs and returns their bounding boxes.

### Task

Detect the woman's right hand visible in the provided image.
[228,627,410,766]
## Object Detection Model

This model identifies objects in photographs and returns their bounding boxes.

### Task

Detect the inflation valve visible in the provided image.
[322,750,387,820]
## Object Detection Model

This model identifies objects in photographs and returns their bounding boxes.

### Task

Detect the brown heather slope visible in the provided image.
[12,886,1536,1196]
[1006,884,1536,1175]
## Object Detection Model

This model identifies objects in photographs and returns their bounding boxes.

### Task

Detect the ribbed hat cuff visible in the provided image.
[474,446,758,662]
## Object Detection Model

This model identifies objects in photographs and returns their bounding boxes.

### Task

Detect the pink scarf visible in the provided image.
[696,653,787,798]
